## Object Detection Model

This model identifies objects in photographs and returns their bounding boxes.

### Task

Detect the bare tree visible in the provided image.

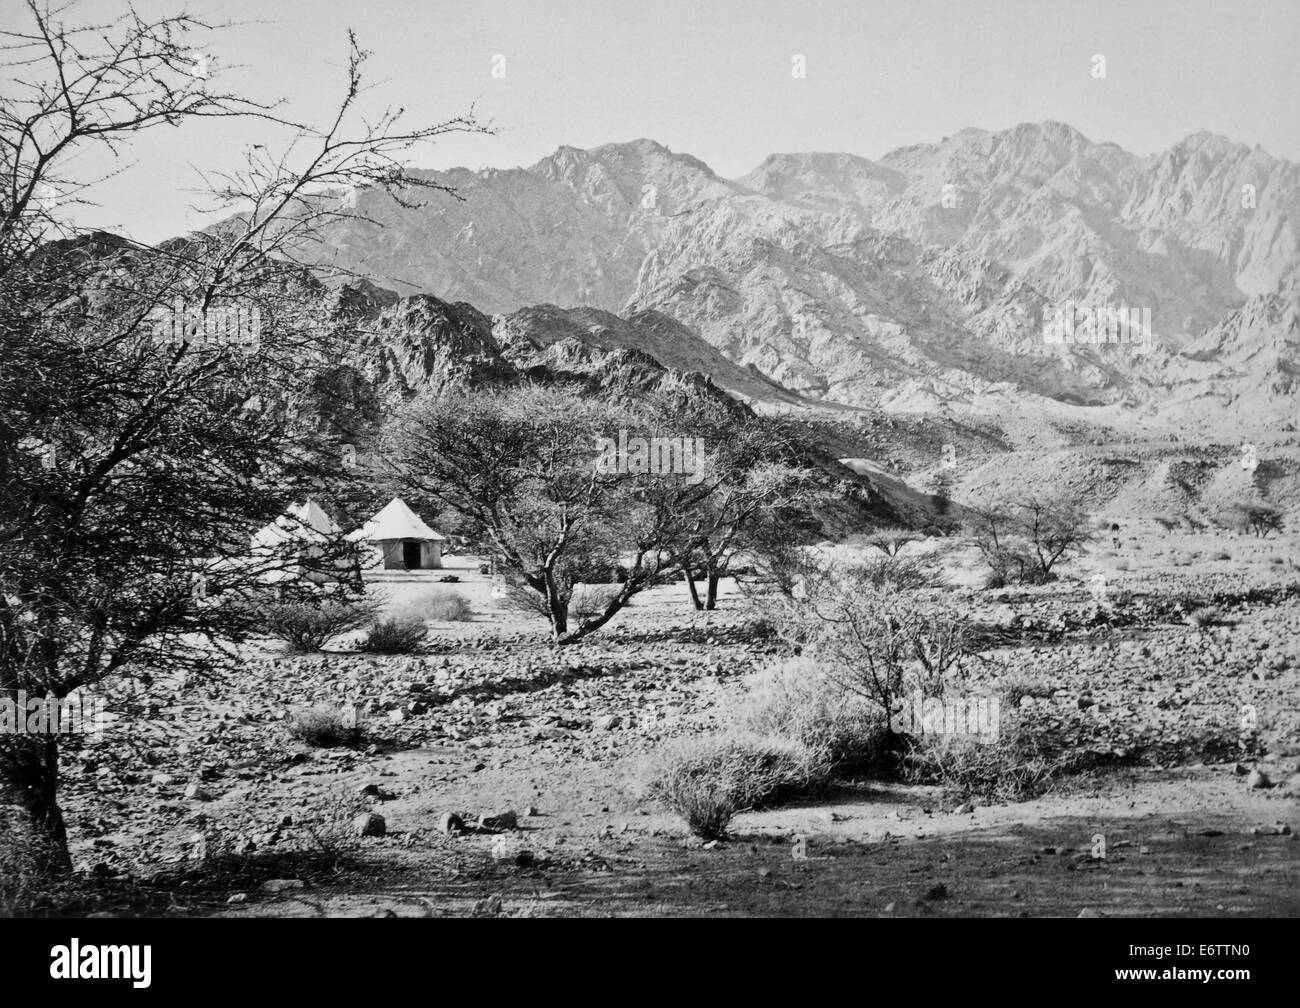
[0,1,487,870]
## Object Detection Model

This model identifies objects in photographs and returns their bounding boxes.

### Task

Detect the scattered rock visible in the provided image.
[261,879,305,893]
[485,809,519,831]
[439,812,464,836]
[353,812,386,837]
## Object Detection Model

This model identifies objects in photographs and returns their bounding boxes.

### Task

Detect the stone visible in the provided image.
[486,809,518,831]
[438,812,463,836]
[353,812,386,837]
[261,878,305,893]
[1246,768,1272,789]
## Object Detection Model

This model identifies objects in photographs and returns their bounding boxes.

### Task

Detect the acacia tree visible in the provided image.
[674,407,816,610]
[388,380,815,639]
[964,495,1093,586]
[0,2,486,870]
[387,384,683,643]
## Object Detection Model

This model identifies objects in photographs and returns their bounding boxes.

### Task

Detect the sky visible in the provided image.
[14,0,1300,242]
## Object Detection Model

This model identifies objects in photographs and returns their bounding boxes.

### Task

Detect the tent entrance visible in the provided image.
[402,541,422,569]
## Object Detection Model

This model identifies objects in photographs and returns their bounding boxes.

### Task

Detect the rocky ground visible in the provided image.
[44,527,1300,918]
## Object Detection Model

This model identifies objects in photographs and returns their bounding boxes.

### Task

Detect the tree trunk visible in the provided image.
[684,568,704,611]
[0,734,72,873]
[704,567,721,610]
[542,570,569,642]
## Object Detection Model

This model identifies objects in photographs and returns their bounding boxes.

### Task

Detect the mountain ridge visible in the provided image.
[293,120,1300,431]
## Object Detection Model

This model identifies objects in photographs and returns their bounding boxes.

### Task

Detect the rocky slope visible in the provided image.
[298,123,1299,429]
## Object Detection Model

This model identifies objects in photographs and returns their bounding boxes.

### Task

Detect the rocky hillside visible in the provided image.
[298,124,1299,430]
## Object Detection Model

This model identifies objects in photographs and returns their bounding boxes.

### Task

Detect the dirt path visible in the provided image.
[216,768,1299,917]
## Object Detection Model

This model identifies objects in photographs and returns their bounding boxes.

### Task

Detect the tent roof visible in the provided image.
[348,497,445,542]
[251,497,341,548]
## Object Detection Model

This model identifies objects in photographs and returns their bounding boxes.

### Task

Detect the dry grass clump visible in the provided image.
[261,595,381,652]
[645,734,826,837]
[286,704,361,747]
[418,590,473,623]
[360,615,428,653]
[724,656,890,773]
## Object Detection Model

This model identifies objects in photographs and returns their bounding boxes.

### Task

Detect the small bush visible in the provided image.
[424,590,472,622]
[847,553,944,593]
[725,656,889,773]
[360,616,428,653]
[287,704,360,747]
[645,734,826,815]
[300,785,375,866]
[261,595,380,652]
[1186,605,1223,629]
[904,708,1108,801]
[657,775,735,840]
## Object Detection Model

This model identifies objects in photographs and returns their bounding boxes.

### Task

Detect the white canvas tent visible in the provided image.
[348,497,445,570]
[250,498,345,583]
[250,498,341,550]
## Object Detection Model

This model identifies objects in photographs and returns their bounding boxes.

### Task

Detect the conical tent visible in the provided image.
[251,497,341,550]
[249,497,349,585]
[349,497,445,570]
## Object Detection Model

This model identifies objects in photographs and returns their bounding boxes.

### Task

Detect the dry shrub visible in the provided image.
[903,708,1105,801]
[287,704,360,747]
[645,734,826,821]
[261,595,380,652]
[360,615,428,653]
[724,656,890,773]
[655,774,735,840]
[424,590,472,622]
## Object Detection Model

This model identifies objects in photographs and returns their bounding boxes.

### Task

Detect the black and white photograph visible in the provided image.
[1,0,1297,952]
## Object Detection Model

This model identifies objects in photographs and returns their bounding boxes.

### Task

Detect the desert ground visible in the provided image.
[44,522,1300,919]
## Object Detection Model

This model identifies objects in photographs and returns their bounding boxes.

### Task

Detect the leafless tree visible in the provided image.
[0,0,487,871]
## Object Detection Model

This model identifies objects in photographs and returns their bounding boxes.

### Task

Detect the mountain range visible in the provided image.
[297,120,1299,436]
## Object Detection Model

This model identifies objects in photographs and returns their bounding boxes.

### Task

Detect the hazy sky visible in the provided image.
[25,0,1300,242]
